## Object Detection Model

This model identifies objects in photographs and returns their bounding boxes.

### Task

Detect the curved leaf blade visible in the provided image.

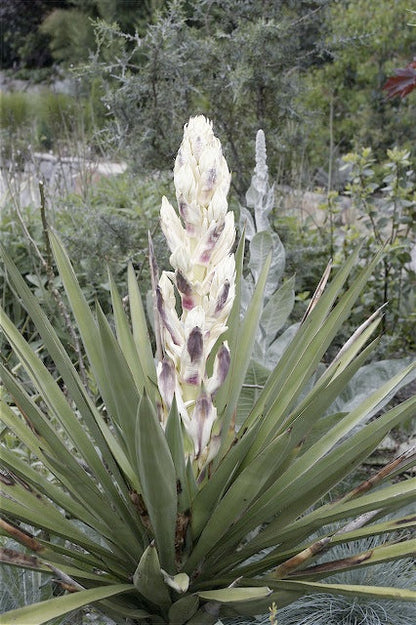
[272,579,416,603]
[135,393,177,572]
[127,262,157,388]
[216,251,272,452]
[287,538,416,579]
[197,586,272,602]
[0,584,138,625]
[133,543,171,608]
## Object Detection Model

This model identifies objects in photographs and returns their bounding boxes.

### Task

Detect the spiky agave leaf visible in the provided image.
[1,117,416,625]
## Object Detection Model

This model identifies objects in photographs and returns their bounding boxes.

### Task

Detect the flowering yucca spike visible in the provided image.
[156,116,236,469]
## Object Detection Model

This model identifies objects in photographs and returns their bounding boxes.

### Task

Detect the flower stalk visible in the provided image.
[156,116,236,468]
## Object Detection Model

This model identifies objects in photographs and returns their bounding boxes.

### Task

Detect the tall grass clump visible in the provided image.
[0,88,105,155]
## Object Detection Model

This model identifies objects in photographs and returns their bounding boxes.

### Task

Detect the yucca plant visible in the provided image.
[1,116,415,625]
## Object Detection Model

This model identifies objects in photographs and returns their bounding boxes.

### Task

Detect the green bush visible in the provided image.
[303,0,416,171]
[38,1,166,66]
[273,146,416,356]
[0,93,31,129]
[0,0,60,69]
[40,8,96,65]
[57,171,169,302]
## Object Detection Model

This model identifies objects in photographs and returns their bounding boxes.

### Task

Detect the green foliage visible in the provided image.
[40,9,97,65]
[304,0,416,169]
[0,168,166,397]
[0,548,108,624]
[39,0,166,66]
[238,130,294,422]
[4,0,415,186]
[0,0,66,69]
[0,200,62,358]
[56,172,167,301]
[238,132,414,427]
[0,555,55,616]
[84,0,416,187]
[3,0,415,187]
[0,0,166,69]
[0,171,166,355]
[222,531,416,624]
[272,144,415,357]
[312,147,416,353]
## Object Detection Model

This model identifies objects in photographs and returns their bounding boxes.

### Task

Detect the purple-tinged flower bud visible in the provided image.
[187,327,203,363]
[192,391,215,458]
[176,270,195,311]
[156,285,182,347]
[199,167,218,205]
[157,357,176,408]
[177,197,199,234]
[214,280,230,315]
[209,211,235,268]
[207,343,231,395]
[198,220,226,264]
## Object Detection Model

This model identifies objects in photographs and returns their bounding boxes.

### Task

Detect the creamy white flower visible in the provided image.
[169,245,192,277]
[190,391,217,457]
[160,196,186,250]
[157,273,183,357]
[207,186,230,222]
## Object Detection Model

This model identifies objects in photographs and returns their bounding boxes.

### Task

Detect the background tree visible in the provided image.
[88,0,333,195]
[304,0,416,176]
[40,0,167,65]
[0,0,166,69]
[0,0,68,69]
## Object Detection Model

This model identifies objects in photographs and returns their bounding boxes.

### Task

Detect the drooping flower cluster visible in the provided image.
[156,116,236,466]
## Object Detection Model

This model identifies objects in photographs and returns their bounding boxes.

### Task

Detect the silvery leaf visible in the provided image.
[261,276,295,347]
[248,231,273,283]
[263,231,285,299]
[267,323,300,368]
[239,204,256,241]
[240,275,255,316]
